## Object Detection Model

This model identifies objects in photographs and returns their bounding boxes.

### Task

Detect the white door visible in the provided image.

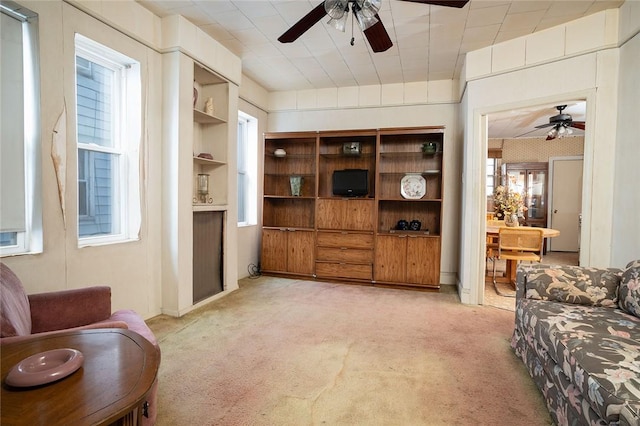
[549,157,583,252]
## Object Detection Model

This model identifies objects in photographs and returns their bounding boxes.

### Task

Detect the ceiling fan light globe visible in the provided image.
[356,0,381,17]
[355,10,379,30]
[327,16,347,32]
[325,0,348,19]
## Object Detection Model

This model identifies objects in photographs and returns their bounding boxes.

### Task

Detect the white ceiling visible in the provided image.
[136,0,618,137]
[488,101,586,139]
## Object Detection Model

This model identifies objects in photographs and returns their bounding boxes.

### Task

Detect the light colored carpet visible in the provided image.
[148,277,551,425]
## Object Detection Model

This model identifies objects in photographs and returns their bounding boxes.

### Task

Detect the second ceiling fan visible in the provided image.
[534,105,586,140]
[278,0,469,53]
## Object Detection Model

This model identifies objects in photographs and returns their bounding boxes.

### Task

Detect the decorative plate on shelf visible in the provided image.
[400,173,426,199]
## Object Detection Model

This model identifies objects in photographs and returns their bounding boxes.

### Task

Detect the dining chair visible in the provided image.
[485,220,506,273]
[492,227,544,296]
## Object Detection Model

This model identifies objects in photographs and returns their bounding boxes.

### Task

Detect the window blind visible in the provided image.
[0,12,26,233]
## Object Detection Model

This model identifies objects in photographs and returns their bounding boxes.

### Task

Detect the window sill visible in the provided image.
[78,236,139,249]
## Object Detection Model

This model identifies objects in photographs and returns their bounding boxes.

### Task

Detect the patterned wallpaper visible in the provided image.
[488,136,584,163]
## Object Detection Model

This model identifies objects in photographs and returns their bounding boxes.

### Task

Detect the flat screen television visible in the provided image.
[332,169,369,197]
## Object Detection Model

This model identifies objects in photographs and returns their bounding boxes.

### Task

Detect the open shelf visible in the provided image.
[194,156,226,166]
[262,127,444,287]
[193,109,226,124]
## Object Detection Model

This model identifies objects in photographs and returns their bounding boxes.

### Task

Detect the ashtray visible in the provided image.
[5,348,84,387]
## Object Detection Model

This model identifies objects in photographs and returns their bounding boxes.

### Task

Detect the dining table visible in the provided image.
[486,224,560,286]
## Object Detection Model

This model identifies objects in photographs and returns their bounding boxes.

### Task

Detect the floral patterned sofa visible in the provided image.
[511,260,640,426]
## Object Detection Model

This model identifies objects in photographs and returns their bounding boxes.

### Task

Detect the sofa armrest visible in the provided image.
[620,402,640,426]
[516,264,622,307]
[28,286,112,333]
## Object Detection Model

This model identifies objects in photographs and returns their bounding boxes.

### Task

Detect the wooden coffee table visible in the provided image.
[1,328,159,426]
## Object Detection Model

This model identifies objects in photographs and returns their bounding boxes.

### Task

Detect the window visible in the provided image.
[237,111,257,226]
[486,149,502,212]
[486,158,498,195]
[0,3,42,256]
[75,35,141,246]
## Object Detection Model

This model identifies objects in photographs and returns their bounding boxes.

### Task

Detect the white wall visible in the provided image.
[237,96,268,279]
[459,6,639,304]
[3,0,245,320]
[236,76,268,279]
[3,1,163,319]
[611,26,640,266]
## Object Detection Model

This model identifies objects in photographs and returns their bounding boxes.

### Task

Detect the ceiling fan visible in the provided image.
[278,0,469,53]
[533,105,586,140]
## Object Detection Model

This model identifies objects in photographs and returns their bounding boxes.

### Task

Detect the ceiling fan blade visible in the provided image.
[363,15,393,52]
[278,2,328,43]
[534,123,555,129]
[569,121,586,130]
[399,0,469,8]
[515,127,544,138]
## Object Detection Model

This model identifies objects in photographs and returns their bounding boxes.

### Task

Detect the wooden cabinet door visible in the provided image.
[261,229,288,272]
[287,230,315,275]
[317,199,374,231]
[406,236,440,285]
[374,235,406,283]
[342,199,374,230]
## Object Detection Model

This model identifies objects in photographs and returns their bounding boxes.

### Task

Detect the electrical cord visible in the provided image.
[247,263,261,279]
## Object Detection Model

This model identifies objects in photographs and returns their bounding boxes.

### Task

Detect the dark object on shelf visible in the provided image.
[409,220,422,231]
[396,220,409,230]
[422,142,437,154]
[332,169,369,197]
[343,142,361,155]
[197,153,213,160]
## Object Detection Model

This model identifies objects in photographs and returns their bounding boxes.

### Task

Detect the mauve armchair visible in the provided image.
[0,262,160,425]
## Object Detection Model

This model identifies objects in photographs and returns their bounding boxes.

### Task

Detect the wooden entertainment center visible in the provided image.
[261,127,444,289]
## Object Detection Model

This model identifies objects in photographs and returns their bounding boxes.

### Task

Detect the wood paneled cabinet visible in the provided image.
[375,235,440,286]
[261,133,316,277]
[261,229,315,275]
[261,127,444,289]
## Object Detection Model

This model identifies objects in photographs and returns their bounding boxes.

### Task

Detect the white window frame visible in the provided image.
[75,34,141,247]
[237,111,257,227]
[0,3,42,257]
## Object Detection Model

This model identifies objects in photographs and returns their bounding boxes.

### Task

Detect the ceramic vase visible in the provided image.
[290,176,302,196]
[505,213,519,227]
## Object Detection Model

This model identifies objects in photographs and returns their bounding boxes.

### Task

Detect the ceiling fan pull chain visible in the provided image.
[350,7,355,46]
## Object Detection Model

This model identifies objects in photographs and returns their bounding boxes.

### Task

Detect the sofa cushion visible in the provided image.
[619,260,640,318]
[524,264,622,307]
[0,263,32,337]
[516,298,640,422]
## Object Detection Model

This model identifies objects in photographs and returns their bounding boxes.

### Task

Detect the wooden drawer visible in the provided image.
[316,231,373,249]
[316,246,373,263]
[316,262,372,280]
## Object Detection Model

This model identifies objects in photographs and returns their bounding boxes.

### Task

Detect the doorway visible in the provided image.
[482,101,586,310]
